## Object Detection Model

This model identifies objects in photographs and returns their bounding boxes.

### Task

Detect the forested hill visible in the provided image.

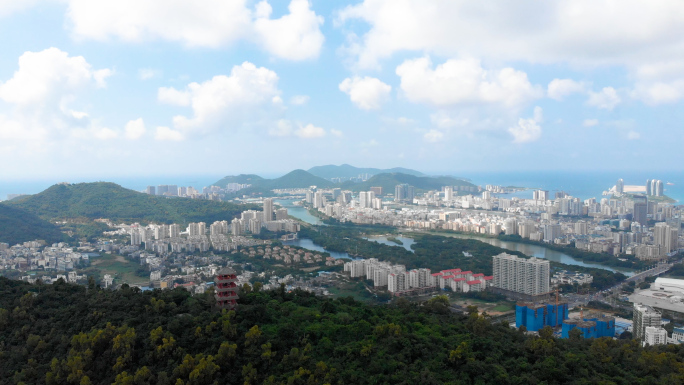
[213,169,473,195]
[340,172,476,193]
[213,170,333,194]
[0,204,64,245]
[7,182,255,225]
[211,174,265,188]
[2,277,683,384]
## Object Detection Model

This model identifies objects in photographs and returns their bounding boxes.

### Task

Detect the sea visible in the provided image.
[453,170,684,203]
[0,170,682,204]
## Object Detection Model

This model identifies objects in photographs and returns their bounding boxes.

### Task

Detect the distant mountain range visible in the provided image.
[307,164,424,179]
[6,182,253,225]
[213,166,475,195]
[214,170,334,194]
[340,173,475,193]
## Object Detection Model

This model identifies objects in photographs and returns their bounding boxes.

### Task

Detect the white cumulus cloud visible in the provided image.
[395,57,542,108]
[587,87,621,110]
[66,0,324,60]
[155,126,184,141]
[253,0,325,60]
[0,47,111,106]
[124,118,146,139]
[269,119,293,137]
[423,129,444,143]
[158,62,281,135]
[338,76,392,110]
[508,106,543,143]
[295,123,326,138]
[0,48,114,144]
[547,79,587,101]
[627,131,641,140]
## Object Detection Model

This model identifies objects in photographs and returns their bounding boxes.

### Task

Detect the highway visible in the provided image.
[563,262,673,310]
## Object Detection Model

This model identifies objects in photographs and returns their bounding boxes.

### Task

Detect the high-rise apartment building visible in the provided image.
[543,224,561,242]
[503,218,517,235]
[146,186,156,195]
[633,303,662,341]
[654,222,678,255]
[633,196,648,225]
[395,184,415,202]
[263,198,274,222]
[370,186,383,196]
[616,178,624,194]
[533,190,549,201]
[275,208,288,221]
[444,186,454,201]
[492,253,550,296]
[359,191,376,208]
[169,224,180,238]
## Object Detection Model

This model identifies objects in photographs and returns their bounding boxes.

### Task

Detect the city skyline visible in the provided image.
[1,1,684,179]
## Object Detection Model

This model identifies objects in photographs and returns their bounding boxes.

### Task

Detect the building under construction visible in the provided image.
[561,312,616,339]
[516,301,569,332]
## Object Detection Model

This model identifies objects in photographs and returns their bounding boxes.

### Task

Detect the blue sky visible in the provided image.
[0,0,683,179]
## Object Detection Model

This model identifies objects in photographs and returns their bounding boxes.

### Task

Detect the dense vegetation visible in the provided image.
[300,227,625,290]
[214,170,333,194]
[8,182,255,225]
[2,277,684,384]
[338,172,474,193]
[214,168,474,196]
[0,204,64,245]
[497,234,649,270]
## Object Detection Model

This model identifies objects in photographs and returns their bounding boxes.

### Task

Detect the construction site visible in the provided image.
[515,289,616,339]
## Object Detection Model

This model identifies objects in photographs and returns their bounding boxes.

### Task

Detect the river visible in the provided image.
[282,238,358,260]
[364,235,417,253]
[275,198,634,276]
[428,233,635,276]
[274,199,324,226]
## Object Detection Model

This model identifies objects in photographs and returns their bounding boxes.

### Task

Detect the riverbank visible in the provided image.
[422,231,635,276]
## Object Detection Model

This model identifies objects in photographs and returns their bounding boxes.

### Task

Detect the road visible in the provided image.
[564,262,673,310]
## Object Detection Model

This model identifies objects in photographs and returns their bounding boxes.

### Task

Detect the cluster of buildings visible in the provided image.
[124,199,299,255]
[145,182,251,200]
[343,258,491,295]
[302,179,681,263]
[551,270,593,286]
[240,244,344,267]
[0,241,96,272]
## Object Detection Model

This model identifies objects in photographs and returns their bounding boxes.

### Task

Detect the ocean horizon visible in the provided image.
[0,170,681,204]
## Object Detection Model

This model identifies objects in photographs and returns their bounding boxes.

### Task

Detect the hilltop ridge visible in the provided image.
[8,182,252,224]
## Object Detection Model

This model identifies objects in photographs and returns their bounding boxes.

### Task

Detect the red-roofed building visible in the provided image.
[464,280,484,293]
[450,277,467,292]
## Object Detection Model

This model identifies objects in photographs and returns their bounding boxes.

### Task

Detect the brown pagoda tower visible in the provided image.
[215,267,239,310]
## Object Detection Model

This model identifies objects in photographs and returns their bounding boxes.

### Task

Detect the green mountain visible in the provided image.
[212,174,265,188]
[0,204,64,245]
[342,172,476,193]
[213,169,333,194]
[307,164,424,179]
[0,277,674,384]
[268,169,333,189]
[8,182,253,224]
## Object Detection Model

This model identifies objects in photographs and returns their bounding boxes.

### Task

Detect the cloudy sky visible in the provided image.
[1,0,683,179]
